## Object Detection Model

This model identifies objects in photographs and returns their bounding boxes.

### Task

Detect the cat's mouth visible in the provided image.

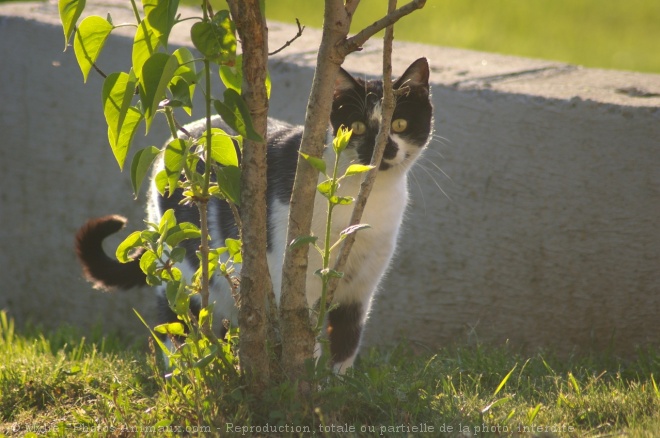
[380,137,418,169]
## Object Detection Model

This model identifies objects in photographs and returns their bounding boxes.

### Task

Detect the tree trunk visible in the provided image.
[279,0,352,386]
[229,0,272,394]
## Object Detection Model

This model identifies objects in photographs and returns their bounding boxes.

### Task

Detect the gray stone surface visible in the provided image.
[1,1,659,356]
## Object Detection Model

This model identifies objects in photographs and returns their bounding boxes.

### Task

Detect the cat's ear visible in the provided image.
[335,67,361,93]
[394,57,430,91]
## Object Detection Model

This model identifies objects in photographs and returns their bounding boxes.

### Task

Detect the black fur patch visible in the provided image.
[75,215,146,289]
[326,302,363,364]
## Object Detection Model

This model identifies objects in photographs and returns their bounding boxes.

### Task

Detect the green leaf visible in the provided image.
[154,322,185,336]
[170,246,186,263]
[108,107,143,170]
[170,47,197,114]
[59,0,86,50]
[141,0,158,16]
[344,163,374,177]
[130,146,160,196]
[158,208,177,235]
[140,229,160,244]
[201,129,239,167]
[139,249,158,275]
[316,179,334,197]
[102,71,142,170]
[220,55,271,99]
[214,89,264,142]
[190,10,236,64]
[333,126,353,154]
[168,77,193,114]
[164,138,186,193]
[165,280,179,306]
[132,19,161,79]
[73,15,113,82]
[330,195,354,205]
[288,235,318,251]
[154,169,168,196]
[300,152,326,175]
[162,266,182,282]
[193,345,218,369]
[226,238,242,264]
[219,58,242,93]
[115,231,143,263]
[172,48,197,79]
[265,69,271,99]
[164,222,201,247]
[143,0,179,48]
[198,303,214,328]
[206,247,220,279]
[139,53,180,133]
[172,285,190,316]
[215,165,241,205]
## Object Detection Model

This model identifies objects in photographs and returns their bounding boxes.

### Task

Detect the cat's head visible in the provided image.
[331,57,433,171]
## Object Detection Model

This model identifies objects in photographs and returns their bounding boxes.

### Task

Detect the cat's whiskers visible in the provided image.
[414,158,452,201]
[420,153,453,184]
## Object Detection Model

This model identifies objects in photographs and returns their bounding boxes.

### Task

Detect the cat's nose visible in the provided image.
[383,138,399,160]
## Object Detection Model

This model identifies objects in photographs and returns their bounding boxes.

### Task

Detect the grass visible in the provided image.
[207,0,660,74]
[4,0,656,72]
[2,310,660,437]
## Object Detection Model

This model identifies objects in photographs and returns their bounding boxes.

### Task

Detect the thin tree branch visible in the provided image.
[92,62,108,79]
[269,19,305,56]
[326,0,398,305]
[339,0,425,57]
[345,0,361,16]
[174,119,192,138]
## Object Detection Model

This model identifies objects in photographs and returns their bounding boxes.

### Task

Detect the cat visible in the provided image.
[75,57,433,372]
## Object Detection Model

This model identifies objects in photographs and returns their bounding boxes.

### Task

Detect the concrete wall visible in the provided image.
[1,1,659,356]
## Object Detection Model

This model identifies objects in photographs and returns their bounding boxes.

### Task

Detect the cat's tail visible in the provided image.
[75,215,147,290]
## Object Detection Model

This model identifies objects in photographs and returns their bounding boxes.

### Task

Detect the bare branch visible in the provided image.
[269,19,305,56]
[327,0,398,304]
[345,0,361,16]
[339,0,425,56]
[173,119,192,138]
[92,62,108,79]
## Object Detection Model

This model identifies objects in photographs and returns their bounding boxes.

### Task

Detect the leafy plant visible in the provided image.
[59,0,254,393]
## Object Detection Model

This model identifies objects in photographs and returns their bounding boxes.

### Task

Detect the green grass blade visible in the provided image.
[494,363,517,397]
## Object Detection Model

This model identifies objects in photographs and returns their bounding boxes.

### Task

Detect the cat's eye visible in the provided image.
[351,121,367,135]
[391,119,408,133]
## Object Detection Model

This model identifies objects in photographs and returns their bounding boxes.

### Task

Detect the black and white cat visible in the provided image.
[76,57,433,372]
